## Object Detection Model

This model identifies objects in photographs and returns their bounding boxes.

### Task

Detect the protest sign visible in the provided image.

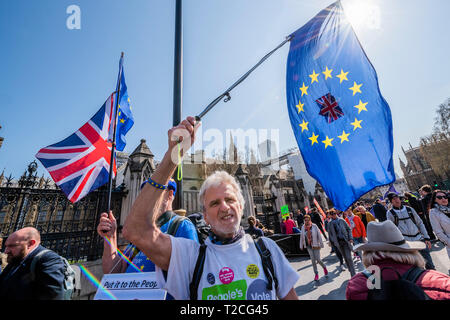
[94,272,167,300]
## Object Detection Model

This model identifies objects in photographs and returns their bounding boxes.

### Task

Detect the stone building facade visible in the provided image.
[399,143,443,191]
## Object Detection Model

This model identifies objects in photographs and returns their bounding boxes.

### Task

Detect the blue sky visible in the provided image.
[1,0,449,181]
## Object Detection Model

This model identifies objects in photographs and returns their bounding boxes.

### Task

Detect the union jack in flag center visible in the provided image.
[316,93,344,124]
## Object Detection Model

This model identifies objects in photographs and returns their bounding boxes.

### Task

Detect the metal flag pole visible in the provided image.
[173,0,183,210]
[195,35,293,122]
[106,52,124,215]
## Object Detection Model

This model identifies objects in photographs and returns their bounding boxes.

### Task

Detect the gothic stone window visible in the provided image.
[55,210,64,221]
[37,211,47,223]
[74,209,81,220]
[0,211,6,224]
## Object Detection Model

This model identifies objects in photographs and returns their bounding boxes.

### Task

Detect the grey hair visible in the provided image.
[362,250,425,269]
[198,171,245,212]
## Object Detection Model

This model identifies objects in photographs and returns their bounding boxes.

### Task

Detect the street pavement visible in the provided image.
[288,236,449,300]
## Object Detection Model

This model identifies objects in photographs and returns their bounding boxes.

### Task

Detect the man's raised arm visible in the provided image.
[122,116,200,271]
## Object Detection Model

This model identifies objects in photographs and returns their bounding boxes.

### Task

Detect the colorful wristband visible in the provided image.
[140,177,168,190]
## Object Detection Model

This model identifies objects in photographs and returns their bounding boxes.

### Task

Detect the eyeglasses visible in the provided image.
[436,195,448,200]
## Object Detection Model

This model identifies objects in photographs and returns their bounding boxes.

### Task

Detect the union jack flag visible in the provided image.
[35,93,118,203]
[316,93,344,123]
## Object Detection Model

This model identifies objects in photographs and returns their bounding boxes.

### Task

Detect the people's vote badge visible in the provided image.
[219,267,234,284]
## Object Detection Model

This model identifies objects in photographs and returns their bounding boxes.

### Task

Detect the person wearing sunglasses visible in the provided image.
[299,214,328,281]
[429,190,450,259]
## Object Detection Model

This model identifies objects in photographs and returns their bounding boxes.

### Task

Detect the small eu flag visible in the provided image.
[114,57,134,152]
[286,1,395,211]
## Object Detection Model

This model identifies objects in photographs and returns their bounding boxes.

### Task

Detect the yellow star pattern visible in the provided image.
[351,118,363,130]
[354,100,368,114]
[337,130,350,143]
[309,70,319,84]
[322,136,334,148]
[309,133,319,145]
[349,82,362,96]
[336,69,349,83]
[296,100,304,113]
[299,119,309,132]
[120,118,125,123]
[322,66,333,80]
[299,82,309,96]
[296,67,369,149]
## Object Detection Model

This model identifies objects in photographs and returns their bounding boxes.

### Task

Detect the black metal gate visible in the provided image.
[0,162,125,262]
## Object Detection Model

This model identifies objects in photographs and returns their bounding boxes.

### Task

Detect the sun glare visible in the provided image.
[342,0,381,31]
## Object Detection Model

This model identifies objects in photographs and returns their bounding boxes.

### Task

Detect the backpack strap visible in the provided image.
[189,244,207,300]
[402,266,426,283]
[389,209,399,226]
[30,249,51,281]
[390,207,417,227]
[405,206,417,227]
[254,237,279,292]
[157,211,176,227]
[167,215,189,236]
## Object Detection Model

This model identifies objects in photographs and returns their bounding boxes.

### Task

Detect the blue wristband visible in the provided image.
[140,177,168,190]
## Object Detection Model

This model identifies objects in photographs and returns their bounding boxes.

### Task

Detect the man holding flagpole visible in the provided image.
[122,116,300,300]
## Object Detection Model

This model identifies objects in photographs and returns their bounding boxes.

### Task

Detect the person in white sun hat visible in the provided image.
[346,220,450,300]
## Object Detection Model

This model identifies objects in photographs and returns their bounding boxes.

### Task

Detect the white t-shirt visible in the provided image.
[156,234,299,300]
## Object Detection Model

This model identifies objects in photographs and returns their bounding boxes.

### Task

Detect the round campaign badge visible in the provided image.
[247,279,272,300]
[246,264,260,279]
[219,267,234,284]
[207,272,216,285]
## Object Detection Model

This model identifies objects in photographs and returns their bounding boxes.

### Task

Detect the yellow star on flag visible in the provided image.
[338,130,350,143]
[322,136,334,148]
[354,100,368,113]
[299,82,309,96]
[309,133,319,145]
[349,82,362,95]
[120,118,125,123]
[322,66,333,80]
[296,100,304,113]
[351,118,363,130]
[299,119,309,132]
[336,69,349,83]
[309,70,319,84]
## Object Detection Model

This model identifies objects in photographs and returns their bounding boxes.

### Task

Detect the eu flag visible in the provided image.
[114,57,134,151]
[383,183,399,200]
[286,1,395,211]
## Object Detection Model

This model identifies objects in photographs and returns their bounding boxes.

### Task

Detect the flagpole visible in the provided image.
[195,35,293,121]
[106,52,124,215]
[173,0,183,210]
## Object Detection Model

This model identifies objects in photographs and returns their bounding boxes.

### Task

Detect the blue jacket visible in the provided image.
[0,245,66,300]
[245,225,264,238]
